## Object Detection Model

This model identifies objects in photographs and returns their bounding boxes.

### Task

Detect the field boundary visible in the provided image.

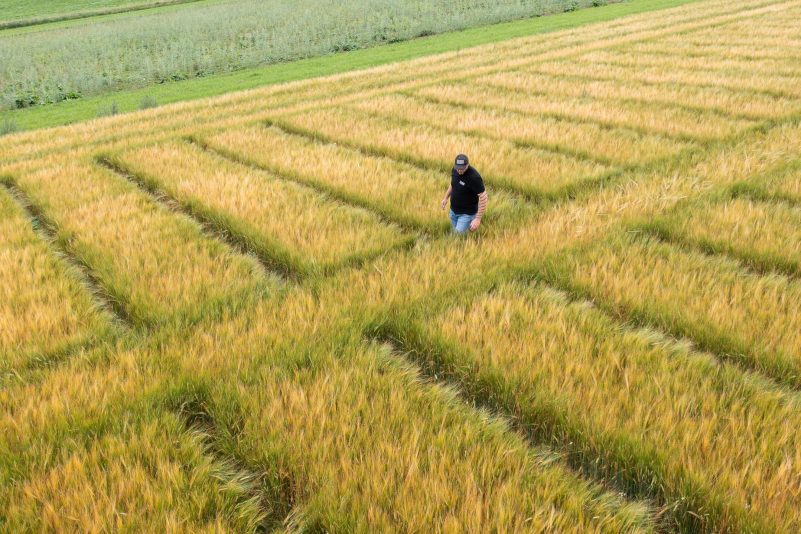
[1,0,758,167]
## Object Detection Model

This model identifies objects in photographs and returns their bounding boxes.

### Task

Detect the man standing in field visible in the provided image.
[440,154,488,234]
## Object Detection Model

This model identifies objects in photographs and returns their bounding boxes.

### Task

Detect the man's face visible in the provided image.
[456,166,467,176]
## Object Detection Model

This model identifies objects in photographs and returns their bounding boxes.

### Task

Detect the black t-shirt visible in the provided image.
[450,166,485,215]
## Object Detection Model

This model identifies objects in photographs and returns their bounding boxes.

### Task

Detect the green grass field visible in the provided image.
[0,0,698,132]
[0,0,614,112]
[0,0,204,28]
[4,0,801,531]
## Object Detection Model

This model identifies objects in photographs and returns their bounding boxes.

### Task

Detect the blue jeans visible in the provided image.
[449,209,476,234]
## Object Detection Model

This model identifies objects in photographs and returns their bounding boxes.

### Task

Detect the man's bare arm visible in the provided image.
[470,191,488,231]
[475,191,488,219]
[440,185,453,210]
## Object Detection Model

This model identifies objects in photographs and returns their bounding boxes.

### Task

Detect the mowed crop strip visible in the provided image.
[4,0,801,531]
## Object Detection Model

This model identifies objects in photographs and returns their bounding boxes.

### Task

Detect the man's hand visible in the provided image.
[469,217,481,232]
[440,198,448,210]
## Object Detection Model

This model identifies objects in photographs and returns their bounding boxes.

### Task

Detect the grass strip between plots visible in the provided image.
[0,346,292,532]
[0,293,657,533]
[199,125,522,231]
[2,413,274,532]
[165,298,658,533]
[528,58,801,99]
[642,193,801,277]
[352,92,695,166]
[270,110,614,200]
[4,1,801,532]
[734,163,801,205]
[416,79,758,141]
[459,69,798,119]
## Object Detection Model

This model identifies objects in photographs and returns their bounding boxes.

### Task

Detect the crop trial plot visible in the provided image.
[112,141,410,277]
[0,187,110,372]
[273,107,614,198]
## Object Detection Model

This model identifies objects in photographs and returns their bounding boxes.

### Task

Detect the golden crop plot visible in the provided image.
[676,30,801,50]
[415,282,801,533]
[592,49,801,76]
[479,68,798,119]
[531,57,801,99]
[275,107,613,198]
[627,39,801,61]
[227,343,655,533]
[351,93,692,165]
[649,195,801,276]
[0,189,110,372]
[201,125,522,230]
[111,141,410,276]
[8,160,272,327]
[3,415,269,532]
[538,231,801,389]
[159,292,657,533]
[416,80,756,140]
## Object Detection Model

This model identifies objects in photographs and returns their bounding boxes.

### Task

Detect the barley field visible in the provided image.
[2,0,801,531]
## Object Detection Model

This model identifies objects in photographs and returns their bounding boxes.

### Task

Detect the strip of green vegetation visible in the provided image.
[0,0,202,27]
[0,0,699,133]
[0,0,224,36]
[2,0,614,109]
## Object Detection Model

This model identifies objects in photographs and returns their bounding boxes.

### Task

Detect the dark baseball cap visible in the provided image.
[454,154,469,171]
